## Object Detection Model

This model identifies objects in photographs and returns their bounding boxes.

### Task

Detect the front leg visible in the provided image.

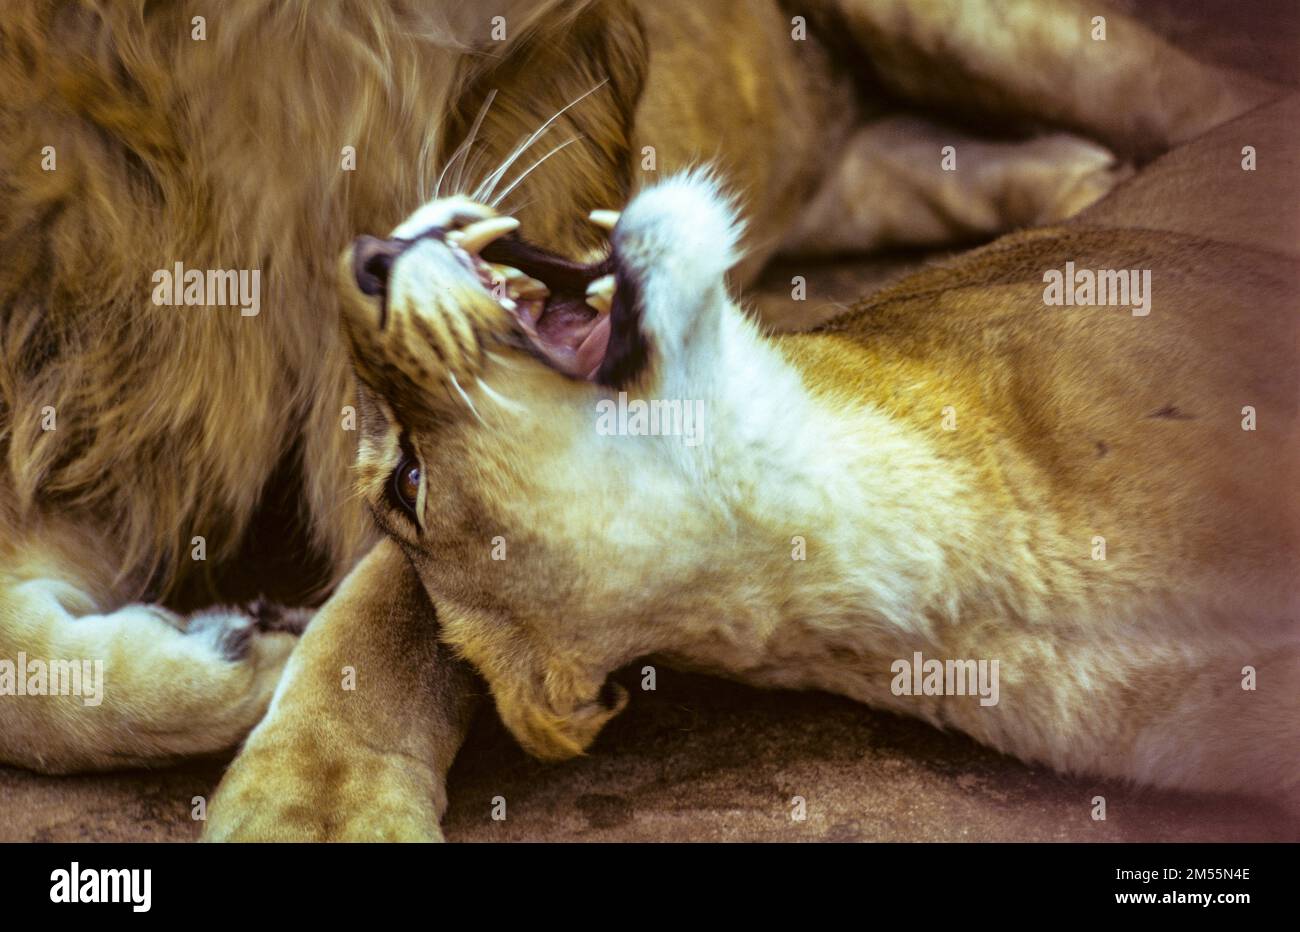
[0,538,297,773]
[597,169,749,396]
[204,539,479,841]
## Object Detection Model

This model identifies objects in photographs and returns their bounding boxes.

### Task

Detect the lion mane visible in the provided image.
[0,0,644,609]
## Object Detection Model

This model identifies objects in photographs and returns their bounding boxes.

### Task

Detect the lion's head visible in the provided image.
[337,172,782,759]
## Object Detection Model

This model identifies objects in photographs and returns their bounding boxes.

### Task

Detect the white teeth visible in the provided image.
[450,216,519,253]
[490,264,549,300]
[514,279,549,300]
[588,210,620,231]
[585,273,616,314]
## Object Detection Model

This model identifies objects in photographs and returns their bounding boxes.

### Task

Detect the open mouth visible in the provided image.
[446,216,618,381]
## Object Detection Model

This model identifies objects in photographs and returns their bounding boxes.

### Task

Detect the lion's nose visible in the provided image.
[351,235,406,297]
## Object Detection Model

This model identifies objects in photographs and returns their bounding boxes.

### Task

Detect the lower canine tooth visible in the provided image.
[514,276,551,300]
[490,264,549,300]
[585,273,616,314]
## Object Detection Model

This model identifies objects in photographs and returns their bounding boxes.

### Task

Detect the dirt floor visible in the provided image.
[2,0,1297,843]
[4,666,1297,842]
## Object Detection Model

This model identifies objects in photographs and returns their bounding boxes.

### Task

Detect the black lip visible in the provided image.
[480,234,610,292]
[593,246,650,390]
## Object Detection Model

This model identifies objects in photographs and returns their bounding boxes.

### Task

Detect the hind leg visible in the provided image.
[0,536,296,773]
[817,0,1279,161]
[781,115,1130,256]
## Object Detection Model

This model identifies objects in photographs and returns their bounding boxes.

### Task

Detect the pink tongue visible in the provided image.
[576,315,611,380]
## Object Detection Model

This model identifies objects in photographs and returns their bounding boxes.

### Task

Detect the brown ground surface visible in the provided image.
[2,0,1296,843]
[4,667,1297,842]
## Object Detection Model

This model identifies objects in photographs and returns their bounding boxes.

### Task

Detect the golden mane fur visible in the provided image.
[0,0,640,606]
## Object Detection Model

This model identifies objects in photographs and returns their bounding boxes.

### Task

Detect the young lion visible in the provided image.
[209,92,1298,839]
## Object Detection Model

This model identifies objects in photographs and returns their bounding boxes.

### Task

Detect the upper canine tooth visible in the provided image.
[588,210,620,231]
[454,216,520,253]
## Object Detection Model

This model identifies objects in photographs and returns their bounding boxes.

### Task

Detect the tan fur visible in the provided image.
[204,539,478,841]
[208,3,1281,840]
[324,94,1298,829]
[0,0,1275,835]
[0,0,649,773]
[0,0,623,603]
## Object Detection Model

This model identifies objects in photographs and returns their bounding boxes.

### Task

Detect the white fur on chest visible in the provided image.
[521,171,1298,797]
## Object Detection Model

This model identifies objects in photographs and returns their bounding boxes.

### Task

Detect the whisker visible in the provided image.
[490,136,582,208]
[485,350,532,371]
[434,143,466,201]
[459,144,496,203]
[448,372,485,425]
[452,89,498,196]
[416,123,439,203]
[435,89,498,199]
[473,79,608,203]
[475,377,527,414]
[496,197,535,218]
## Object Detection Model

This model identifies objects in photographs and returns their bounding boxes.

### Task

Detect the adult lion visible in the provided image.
[211,93,1300,841]
[0,0,1273,829]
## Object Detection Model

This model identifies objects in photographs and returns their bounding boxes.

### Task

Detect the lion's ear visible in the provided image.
[443,0,648,258]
